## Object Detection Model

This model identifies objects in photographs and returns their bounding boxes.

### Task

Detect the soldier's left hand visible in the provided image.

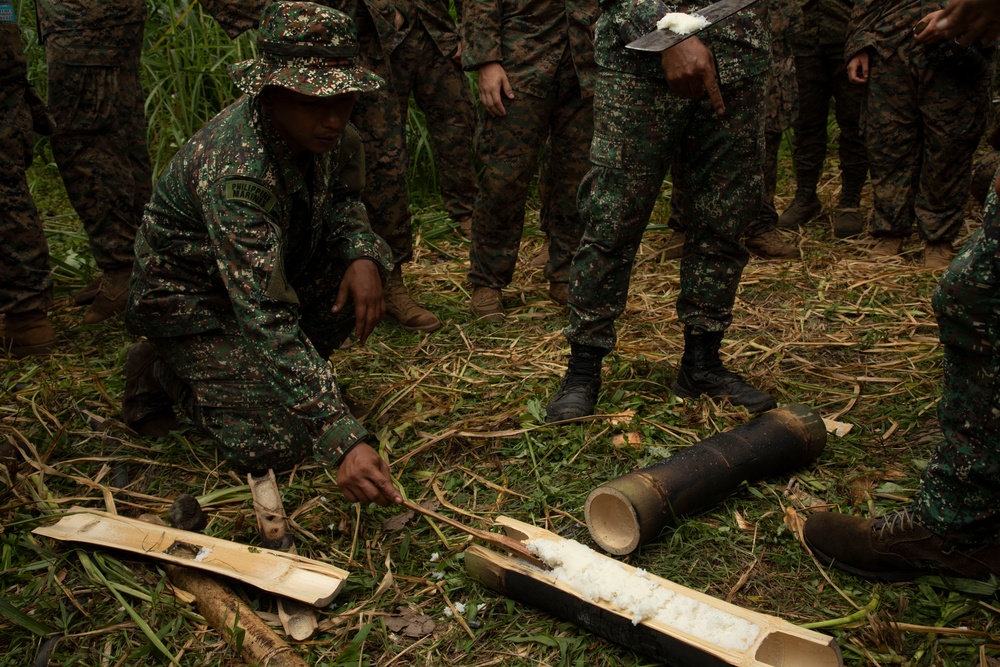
[333,259,384,344]
[913,10,950,44]
[935,0,1000,46]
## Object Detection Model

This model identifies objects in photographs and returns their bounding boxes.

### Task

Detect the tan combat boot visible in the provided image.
[868,237,905,260]
[744,229,798,259]
[471,286,504,321]
[384,265,441,332]
[657,230,686,261]
[83,267,131,324]
[922,241,954,269]
[74,275,103,305]
[548,281,569,306]
[529,240,550,268]
[1,310,56,358]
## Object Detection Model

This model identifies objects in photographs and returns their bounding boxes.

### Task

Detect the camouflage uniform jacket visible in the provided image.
[460,0,600,98]
[401,0,460,57]
[789,0,851,55]
[127,95,392,450]
[846,0,944,61]
[594,0,770,85]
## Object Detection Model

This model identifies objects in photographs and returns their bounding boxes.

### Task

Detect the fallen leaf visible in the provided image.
[608,409,635,425]
[611,432,642,448]
[822,418,852,437]
[384,608,436,638]
[382,510,415,532]
[734,511,754,532]
[783,506,805,544]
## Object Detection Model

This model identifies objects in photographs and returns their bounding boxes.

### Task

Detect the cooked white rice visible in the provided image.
[656,12,711,35]
[526,538,760,652]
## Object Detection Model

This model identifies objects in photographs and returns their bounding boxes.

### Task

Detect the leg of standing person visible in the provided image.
[467,91,550,319]
[44,15,151,324]
[778,54,828,229]
[828,41,869,238]
[353,7,441,333]
[802,187,1000,581]
[0,21,55,356]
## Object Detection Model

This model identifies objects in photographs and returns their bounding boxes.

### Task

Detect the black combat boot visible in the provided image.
[122,341,181,436]
[545,343,606,422]
[672,328,777,414]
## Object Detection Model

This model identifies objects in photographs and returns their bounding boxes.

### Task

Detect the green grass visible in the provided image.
[3,4,998,667]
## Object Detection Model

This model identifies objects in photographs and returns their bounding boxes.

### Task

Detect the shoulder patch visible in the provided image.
[224,178,278,213]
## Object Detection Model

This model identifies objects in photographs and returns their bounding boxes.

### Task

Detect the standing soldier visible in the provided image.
[36,0,152,323]
[0,10,56,357]
[846,0,990,267]
[544,2,779,421]
[201,0,442,332]
[390,0,479,239]
[462,0,599,319]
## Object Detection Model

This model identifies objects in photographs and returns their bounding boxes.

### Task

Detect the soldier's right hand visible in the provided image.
[477,62,514,118]
[337,443,402,506]
[847,52,869,84]
[936,0,1000,46]
[660,38,724,115]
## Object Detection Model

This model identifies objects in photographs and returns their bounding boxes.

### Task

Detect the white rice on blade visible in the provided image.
[656,12,710,34]
[526,538,760,652]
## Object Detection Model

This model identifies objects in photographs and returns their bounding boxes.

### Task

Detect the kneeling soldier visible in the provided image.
[123,1,401,506]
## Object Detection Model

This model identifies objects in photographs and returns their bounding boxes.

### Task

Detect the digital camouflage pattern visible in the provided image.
[390,0,478,226]
[566,71,764,350]
[38,0,151,272]
[229,1,383,97]
[787,0,867,205]
[461,0,599,99]
[914,185,1000,546]
[849,0,989,242]
[197,0,415,264]
[0,20,52,315]
[463,0,598,288]
[126,93,392,470]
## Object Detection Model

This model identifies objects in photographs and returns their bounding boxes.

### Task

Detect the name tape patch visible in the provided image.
[224,179,277,214]
[0,5,17,22]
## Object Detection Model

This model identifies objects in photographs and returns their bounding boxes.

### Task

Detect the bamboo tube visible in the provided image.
[586,404,827,555]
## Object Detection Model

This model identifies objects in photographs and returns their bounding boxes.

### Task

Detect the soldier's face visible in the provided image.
[262,87,357,155]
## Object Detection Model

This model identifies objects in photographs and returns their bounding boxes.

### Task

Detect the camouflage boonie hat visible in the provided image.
[228,1,382,97]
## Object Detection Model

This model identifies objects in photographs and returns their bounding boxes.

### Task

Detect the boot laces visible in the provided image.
[873,508,918,540]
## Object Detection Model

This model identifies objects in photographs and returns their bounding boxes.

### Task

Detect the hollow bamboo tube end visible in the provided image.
[584,486,642,555]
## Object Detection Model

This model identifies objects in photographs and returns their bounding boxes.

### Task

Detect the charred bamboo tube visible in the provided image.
[585,404,827,555]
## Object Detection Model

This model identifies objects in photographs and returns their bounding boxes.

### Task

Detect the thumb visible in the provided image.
[503,76,515,100]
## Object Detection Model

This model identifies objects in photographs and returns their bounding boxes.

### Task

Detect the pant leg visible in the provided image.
[565,71,681,351]
[467,92,551,288]
[789,54,833,196]
[746,127,782,236]
[0,24,52,314]
[352,9,412,264]
[45,25,148,272]
[915,187,1000,545]
[826,42,868,203]
[407,23,479,224]
[676,79,761,333]
[864,51,921,239]
[539,58,593,284]
[910,43,989,243]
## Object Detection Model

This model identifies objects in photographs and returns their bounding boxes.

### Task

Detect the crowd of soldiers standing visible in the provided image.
[1,0,998,583]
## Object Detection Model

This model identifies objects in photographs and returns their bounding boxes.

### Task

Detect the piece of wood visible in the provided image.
[33,508,348,606]
[140,514,309,667]
[465,517,843,667]
[399,499,548,569]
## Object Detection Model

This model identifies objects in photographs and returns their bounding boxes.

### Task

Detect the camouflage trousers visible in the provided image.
[390,17,478,225]
[914,184,1000,546]
[790,44,868,201]
[864,43,989,242]
[468,49,593,287]
[0,23,52,314]
[351,8,412,264]
[566,71,763,351]
[147,262,358,474]
[44,24,151,271]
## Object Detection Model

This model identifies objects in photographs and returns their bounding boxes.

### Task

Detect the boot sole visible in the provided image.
[385,314,443,333]
[671,379,777,414]
[807,541,931,583]
[8,340,55,358]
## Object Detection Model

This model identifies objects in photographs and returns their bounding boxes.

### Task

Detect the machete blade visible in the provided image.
[626,0,759,52]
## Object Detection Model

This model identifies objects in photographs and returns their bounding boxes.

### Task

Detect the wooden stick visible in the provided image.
[399,499,547,569]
